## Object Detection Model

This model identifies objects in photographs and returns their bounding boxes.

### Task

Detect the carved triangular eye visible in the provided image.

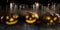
[32,14,35,18]
[13,15,19,19]
[45,16,51,20]
[6,16,9,20]
[26,15,29,19]
[53,17,57,21]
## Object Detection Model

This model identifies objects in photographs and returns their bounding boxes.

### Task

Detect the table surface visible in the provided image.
[0,23,60,30]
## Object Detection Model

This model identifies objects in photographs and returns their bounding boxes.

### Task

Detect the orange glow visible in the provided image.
[32,14,35,18]
[26,15,29,18]
[6,20,18,25]
[25,13,36,23]
[9,18,14,21]
[26,19,36,24]
[46,16,51,20]
[50,20,53,23]
[6,16,9,19]
[53,17,57,21]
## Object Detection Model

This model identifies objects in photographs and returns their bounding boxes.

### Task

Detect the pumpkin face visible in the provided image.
[41,13,58,25]
[1,14,19,25]
[25,12,38,24]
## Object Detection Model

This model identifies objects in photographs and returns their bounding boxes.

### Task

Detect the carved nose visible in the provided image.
[9,18,14,22]
[29,18,32,20]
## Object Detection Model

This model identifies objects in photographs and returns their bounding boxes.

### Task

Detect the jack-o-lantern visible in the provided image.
[41,13,59,25]
[1,14,19,25]
[25,12,38,24]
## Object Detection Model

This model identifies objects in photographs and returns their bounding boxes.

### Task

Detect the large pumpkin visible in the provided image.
[40,13,59,25]
[1,14,19,25]
[25,12,38,24]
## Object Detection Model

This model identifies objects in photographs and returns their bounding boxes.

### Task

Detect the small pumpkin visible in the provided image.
[41,13,58,25]
[1,14,19,25]
[25,12,38,24]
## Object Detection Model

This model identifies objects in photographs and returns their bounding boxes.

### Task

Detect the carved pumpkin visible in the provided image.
[25,12,38,24]
[1,14,19,25]
[41,13,59,25]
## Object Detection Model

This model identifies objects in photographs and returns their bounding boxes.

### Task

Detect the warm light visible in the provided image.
[6,20,18,25]
[32,14,35,18]
[9,18,14,21]
[32,12,38,19]
[50,20,53,23]
[29,18,32,20]
[25,12,38,24]
[6,16,9,19]
[6,17,18,25]
[26,19,36,23]
[46,16,51,20]
[53,17,57,21]
[13,15,18,18]
[26,15,29,18]
[26,16,36,24]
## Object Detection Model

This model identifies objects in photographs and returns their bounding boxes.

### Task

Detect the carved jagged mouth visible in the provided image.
[26,19,36,24]
[6,20,18,25]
